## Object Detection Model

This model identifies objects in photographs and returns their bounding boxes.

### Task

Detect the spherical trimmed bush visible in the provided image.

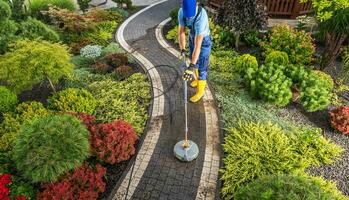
[312,70,334,91]
[13,115,90,183]
[48,88,97,114]
[265,50,289,66]
[0,86,17,113]
[235,174,345,200]
[0,1,11,21]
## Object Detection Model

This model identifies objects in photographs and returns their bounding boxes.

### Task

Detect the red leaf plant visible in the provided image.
[0,174,12,200]
[329,106,349,135]
[91,120,138,164]
[0,174,27,200]
[37,163,106,200]
[77,114,138,164]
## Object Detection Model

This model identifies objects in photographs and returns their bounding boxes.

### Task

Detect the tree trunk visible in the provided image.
[320,32,347,70]
[47,76,57,93]
[235,32,240,50]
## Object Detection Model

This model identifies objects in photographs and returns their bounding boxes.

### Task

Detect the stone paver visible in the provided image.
[111,1,221,199]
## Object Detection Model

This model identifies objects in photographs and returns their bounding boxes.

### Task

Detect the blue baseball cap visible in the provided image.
[182,0,197,18]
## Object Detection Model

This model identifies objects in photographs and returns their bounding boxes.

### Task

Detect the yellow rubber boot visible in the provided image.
[190,80,206,103]
[190,69,199,88]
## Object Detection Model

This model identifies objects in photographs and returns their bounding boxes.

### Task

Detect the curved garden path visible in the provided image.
[109,0,221,199]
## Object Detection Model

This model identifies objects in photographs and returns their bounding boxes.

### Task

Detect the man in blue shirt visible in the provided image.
[179,0,212,103]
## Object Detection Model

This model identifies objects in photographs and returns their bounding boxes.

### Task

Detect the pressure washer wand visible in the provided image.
[183,56,190,148]
[173,55,199,162]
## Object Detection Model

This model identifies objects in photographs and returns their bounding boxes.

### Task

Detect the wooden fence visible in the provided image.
[207,0,313,19]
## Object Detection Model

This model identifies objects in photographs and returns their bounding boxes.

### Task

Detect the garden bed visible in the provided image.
[0,1,152,199]
[165,6,349,199]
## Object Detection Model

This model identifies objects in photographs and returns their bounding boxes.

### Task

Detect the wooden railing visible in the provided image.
[207,0,313,19]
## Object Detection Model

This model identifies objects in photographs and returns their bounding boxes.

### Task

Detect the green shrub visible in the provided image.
[29,0,76,21]
[261,25,315,65]
[77,0,90,12]
[13,115,90,183]
[221,121,342,199]
[101,42,125,56]
[265,50,289,66]
[221,122,299,198]
[0,102,51,152]
[250,63,293,106]
[211,50,239,74]
[9,176,37,200]
[106,7,128,18]
[166,25,179,44]
[0,19,18,54]
[300,71,332,112]
[284,64,311,84]
[48,88,97,114]
[0,86,17,113]
[210,19,236,50]
[0,40,73,93]
[242,29,260,47]
[5,0,27,21]
[0,0,11,20]
[313,70,334,91]
[169,7,179,25]
[88,73,150,134]
[63,68,113,89]
[87,8,122,23]
[290,127,343,166]
[18,17,60,42]
[0,151,12,174]
[234,174,347,200]
[215,91,296,131]
[0,113,20,152]
[235,54,259,83]
[83,21,117,46]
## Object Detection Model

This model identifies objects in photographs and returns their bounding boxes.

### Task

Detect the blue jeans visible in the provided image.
[189,35,212,80]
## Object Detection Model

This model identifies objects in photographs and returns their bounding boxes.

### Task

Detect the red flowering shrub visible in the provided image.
[37,163,106,200]
[90,120,138,164]
[329,106,349,135]
[0,174,11,200]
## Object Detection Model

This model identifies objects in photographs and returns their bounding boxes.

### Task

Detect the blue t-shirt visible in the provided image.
[178,7,210,37]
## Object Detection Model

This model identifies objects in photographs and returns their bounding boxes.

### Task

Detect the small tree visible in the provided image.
[0,40,74,93]
[300,0,349,69]
[216,0,267,49]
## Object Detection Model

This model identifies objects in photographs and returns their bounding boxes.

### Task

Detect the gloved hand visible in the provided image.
[182,63,197,81]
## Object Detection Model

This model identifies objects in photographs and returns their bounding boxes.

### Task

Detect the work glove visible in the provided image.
[182,63,197,82]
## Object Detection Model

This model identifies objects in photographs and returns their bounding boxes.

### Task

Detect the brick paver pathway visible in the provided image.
[110,1,221,199]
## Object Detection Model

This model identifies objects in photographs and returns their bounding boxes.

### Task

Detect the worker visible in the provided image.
[179,0,212,103]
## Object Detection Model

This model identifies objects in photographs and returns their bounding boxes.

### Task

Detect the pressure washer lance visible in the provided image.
[173,54,199,162]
